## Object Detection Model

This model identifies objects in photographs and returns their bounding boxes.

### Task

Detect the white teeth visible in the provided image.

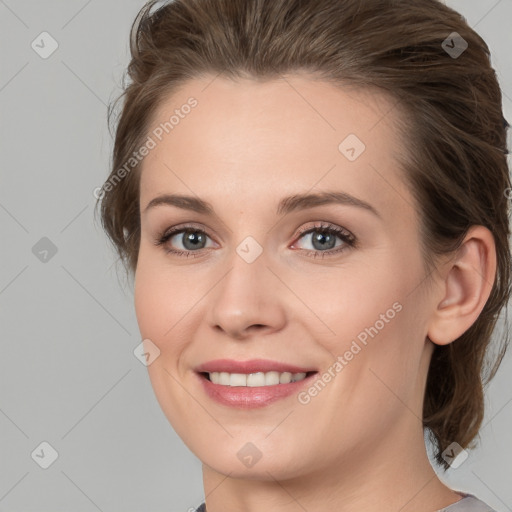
[207,371,308,386]
[229,373,246,386]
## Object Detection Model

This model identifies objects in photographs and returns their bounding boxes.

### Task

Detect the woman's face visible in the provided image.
[134,73,438,480]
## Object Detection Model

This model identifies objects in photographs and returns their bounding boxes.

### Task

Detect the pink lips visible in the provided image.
[195,358,316,374]
[195,358,318,408]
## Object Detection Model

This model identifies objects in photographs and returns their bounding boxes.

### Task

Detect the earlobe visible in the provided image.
[427,226,496,346]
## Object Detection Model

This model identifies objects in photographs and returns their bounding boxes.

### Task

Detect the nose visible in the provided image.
[206,251,287,340]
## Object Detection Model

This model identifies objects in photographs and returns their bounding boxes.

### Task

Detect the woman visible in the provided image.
[96,0,511,510]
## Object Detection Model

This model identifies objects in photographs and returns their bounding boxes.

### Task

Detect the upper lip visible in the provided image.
[195,358,317,374]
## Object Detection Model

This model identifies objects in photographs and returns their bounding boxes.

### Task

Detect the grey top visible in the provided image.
[437,493,496,511]
[194,492,496,511]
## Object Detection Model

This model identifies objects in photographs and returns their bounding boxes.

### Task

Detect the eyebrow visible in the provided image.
[142,191,381,218]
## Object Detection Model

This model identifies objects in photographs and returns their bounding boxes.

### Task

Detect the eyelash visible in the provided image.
[153,221,357,259]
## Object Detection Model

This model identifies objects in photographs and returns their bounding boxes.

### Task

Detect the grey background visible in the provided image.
[0,1,511,511]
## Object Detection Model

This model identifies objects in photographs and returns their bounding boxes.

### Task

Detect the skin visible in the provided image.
[134,73,496,512]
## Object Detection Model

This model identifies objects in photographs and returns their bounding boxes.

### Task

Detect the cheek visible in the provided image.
[296,263,406,346]
[306,253,425,386]
[133,257,196,438]
[134,264,164,340]
[133,253,187,351]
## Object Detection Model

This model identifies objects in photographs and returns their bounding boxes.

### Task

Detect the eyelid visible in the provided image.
[160,222,214,240]
[292,221,354,241]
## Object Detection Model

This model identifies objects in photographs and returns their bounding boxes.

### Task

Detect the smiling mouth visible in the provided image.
[199,371,318,387]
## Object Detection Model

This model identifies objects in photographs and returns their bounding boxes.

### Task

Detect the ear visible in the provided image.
[427,225,497,346]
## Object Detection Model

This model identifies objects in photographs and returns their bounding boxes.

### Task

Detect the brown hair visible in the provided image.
[95,0,511,470]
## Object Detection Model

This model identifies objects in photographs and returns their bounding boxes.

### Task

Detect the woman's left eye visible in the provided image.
[153,222,356,259]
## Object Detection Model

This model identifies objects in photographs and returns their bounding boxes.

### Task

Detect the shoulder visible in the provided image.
[438,493,496,512]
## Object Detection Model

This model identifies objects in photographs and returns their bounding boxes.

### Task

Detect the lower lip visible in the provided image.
[196,372,317,408]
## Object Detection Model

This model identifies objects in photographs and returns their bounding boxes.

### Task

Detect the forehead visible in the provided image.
[139,73,412,219]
